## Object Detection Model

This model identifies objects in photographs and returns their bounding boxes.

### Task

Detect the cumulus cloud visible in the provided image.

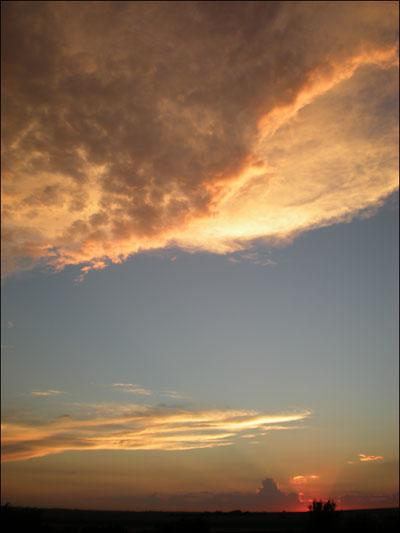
[1,405,310,462]
[1,2,398,277]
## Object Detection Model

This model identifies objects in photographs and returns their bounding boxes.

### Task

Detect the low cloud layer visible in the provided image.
[121,478,300,512]
[2,2,398,277]
[1,405,310,462]
[338,492,399,510]
[94,482,400,512]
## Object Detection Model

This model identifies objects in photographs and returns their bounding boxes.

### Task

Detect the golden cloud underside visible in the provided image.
[1,408,310,462]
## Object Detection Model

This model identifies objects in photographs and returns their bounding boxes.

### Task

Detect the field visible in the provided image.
[1,506,399,532]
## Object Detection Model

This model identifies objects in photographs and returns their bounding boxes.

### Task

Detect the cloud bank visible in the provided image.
[121,478,300,512]
[338,492,399,510]
[1,405,310,462]
[2,2,398,277]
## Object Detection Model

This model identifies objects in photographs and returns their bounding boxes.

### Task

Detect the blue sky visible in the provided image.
[2,195,398,413]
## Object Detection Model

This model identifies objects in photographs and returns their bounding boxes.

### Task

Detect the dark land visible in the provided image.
[1,505,399,533]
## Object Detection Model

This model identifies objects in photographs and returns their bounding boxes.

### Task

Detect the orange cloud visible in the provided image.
[257,44,398,136]
[347,454,383,464]
[1,406,310,463]
[2,2,398,278]
[31,390,64,397]
[291,475,320,484]
[358,454,383,462]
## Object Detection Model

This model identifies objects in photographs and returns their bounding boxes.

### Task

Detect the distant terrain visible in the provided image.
[1,505,399,532]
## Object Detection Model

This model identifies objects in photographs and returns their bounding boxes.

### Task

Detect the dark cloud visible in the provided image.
[121,478,300,511]
[339,492,399,510]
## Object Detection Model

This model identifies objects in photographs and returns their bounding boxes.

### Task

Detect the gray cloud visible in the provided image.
[114,478,300,511]
[338,492,399,510]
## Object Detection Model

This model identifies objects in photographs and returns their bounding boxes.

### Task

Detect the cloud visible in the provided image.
[110,383,184,398]
[2,2,398,277]
[111,383,138,388]
[289,475,320,503]
[111,383,185,400]
[120,388,152,395]
[358,454,383,462]
[110,478,300,512]
[31,390,64,397]
[160,390,186,400]
[347,454,383,464]
[291,474,320,484]
[1,405,310,462]
[338,492,399,510]
[111,383,153,396]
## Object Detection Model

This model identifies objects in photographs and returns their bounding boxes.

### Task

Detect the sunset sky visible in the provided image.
[1,1,399,512]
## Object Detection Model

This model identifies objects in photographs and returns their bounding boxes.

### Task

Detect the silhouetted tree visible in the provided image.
[308,499,338,530]
[308,499,337,513]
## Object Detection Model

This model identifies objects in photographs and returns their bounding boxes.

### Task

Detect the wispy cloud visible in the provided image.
[111,383,153,396]
[160,390,186,400]
[2,406,310,462]
[229,250,278,267]
[110,383,185,399]
[1,2,398,277]
[111,384,137,388]
[358,454,383,462]
[31,390,64,397]
[291,474,320,484]
[347,453,383,464]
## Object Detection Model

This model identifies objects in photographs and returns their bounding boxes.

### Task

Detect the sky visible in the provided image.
[1,1,399,512]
